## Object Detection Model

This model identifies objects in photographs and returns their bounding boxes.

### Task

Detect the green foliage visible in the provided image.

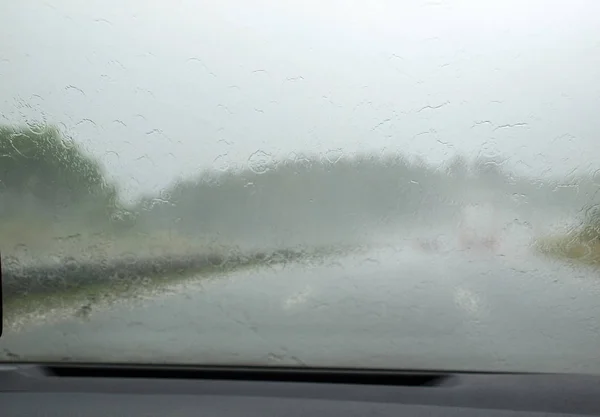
[535,203,600,266]
[0,124,112,200]
[0,123,119,225]
[579,204,600,243]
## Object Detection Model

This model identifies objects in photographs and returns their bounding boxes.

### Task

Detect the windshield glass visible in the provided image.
[2,0,600,373]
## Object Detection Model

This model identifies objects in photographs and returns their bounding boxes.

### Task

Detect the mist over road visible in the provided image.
[0,129,595,373]
[3,215,600,374]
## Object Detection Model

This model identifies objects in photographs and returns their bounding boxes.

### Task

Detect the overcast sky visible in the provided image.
[2,0,600,199]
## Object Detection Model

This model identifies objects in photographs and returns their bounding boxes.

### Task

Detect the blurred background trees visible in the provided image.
[0,124,128,240]
[1,121,599,253]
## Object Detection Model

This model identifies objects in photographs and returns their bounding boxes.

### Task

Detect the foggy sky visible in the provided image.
[2,0,600,199]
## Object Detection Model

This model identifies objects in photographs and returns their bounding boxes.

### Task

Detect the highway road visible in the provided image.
[2,236,600,374]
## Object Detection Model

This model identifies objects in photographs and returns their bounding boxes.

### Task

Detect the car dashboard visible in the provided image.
[1,364,599,416]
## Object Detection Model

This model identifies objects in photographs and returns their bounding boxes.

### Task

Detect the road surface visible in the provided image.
[2,238,600,374]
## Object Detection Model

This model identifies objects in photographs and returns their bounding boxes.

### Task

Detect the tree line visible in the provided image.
[2,123,599,247]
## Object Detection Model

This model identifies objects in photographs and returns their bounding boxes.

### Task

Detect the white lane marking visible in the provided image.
[282,286,313,310]
[453,287,483,317]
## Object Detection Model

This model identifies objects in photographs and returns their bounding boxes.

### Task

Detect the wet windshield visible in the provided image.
[2,0,600,373]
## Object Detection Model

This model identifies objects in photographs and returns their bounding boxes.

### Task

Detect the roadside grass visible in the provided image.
[3,258,251,331]
[534,234,600,266]
[2,244,358,330]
